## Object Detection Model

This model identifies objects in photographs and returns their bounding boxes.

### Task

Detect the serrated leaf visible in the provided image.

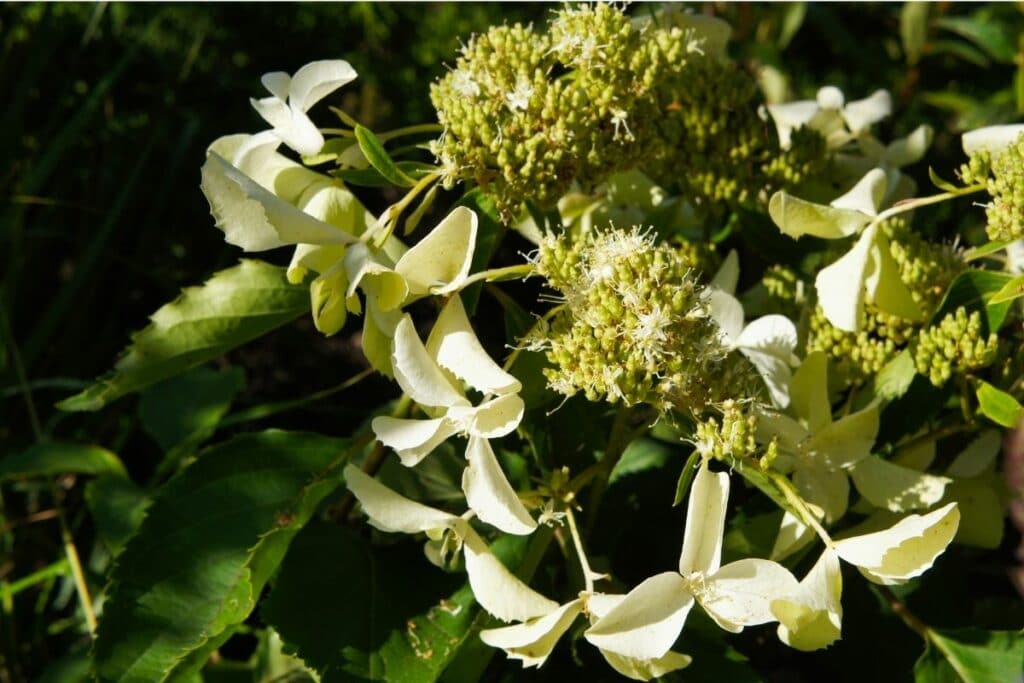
[931,270,1014,334]
[988,274,1024,305]
[610,437,675,484]
[139,366,245,453]
[354,125,415,188]
[975,380,1024,428]
[0,442,125,480]
[86,476,150,555]
[59,261,308,412]
[92,430,351,683]
[916,628,1024,683]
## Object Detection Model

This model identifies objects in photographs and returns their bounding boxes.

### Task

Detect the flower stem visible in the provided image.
[768,470,836,550]
[371,171,441,247]
[459,263,535,290]
[871,183,985,226]
[565,507,598,593]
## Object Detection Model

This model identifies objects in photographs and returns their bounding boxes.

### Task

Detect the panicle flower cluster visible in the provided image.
[533,226,759,413]
[431,4,817,219]
[748,264,807,320]
[960,131,1024,242]
[913,307,1000,387]
[694,400,759,462]
[807,218,963,384]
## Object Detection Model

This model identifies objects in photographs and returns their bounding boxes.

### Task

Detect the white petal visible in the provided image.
[344,464,459,534]
[287,244,346,283]
[219,131,324,203]
[883,125,933,167]
[200,153,353,251]
[737,315,799,408]
[585,593,625,620]
[851,456,952,512]
[946,430,1001,479]
[297,183,375,236]
[706,289,745,346]
[460,393,525,439]
[395,206,478,296]
[391,315,469,409]
[599,650,692,681]
[789,351,832,432]
[865,231,923,322]
[772,549,843,651]
[463,436,536,535]
[834,503,960,584]
[829,168,887,216]
[309,260,350,336]
[816,86,846,110]
[700,559,800,632]
[815,224,876,332]
[462,530,559,622]
[287,59,358,112]
[711,250,740,294]
[344,243,408,313]
[962,123,1024,156]
[765,100,819,149]
[771,511,817,561]
[250,95,293,131]
[679,461,729,575]
[794,465,849,524]
[755,409,809,453]
[371,416,457,467]
[584,572,694,660]
[260,71,291,100]
[803,403,879,470]
[480,600,583,668]
[841,89,892,132]
[427,297,521,395]
[769,192,873,240]
[272,108,325,157]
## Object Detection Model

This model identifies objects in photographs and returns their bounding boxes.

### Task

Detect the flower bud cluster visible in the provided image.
[960,131,1024,242]
[431,4,820,219]
[914,307,999,387]
[533,226,758,413]
[694,400,758,462]
[807,219,963,384]
[750,264,807,320]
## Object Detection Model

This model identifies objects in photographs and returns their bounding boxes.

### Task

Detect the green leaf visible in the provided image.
[778,2,807,50]
[610,437,676,484]
[58,261,308,412]
[0,441,125,480]
[872,349,918,401]
[354,125,415,188]
[928,167,961,193]
[975,380,1024,428]
[934,16,1016,63]
[988,274,1024,305]
[86,476,150,555]
[92,430,351,683]
[916,628,1024,683]
[900,2,930,66]
[139,366,245,452]
[673,451,701,506]
[931,270,1014,333]
[929,39,991,68]
[963,240,1011,263]
[264,522,481,683]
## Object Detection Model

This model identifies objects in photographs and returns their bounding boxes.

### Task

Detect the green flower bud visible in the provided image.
[913,307,1000,387]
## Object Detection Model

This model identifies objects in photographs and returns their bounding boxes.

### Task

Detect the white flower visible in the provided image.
[251,60,357,156]
[505,76,534,112]
[344,465,555,622]
[371,297,535,535]
[451,68,481,98]
[764,86,892,150]
[769,168,923,332]
[770,549,843,651]
[706,251,799,408]
[584,461,799,661]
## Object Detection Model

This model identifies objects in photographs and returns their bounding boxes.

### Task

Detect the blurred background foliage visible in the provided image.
[0,3,1022,681]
